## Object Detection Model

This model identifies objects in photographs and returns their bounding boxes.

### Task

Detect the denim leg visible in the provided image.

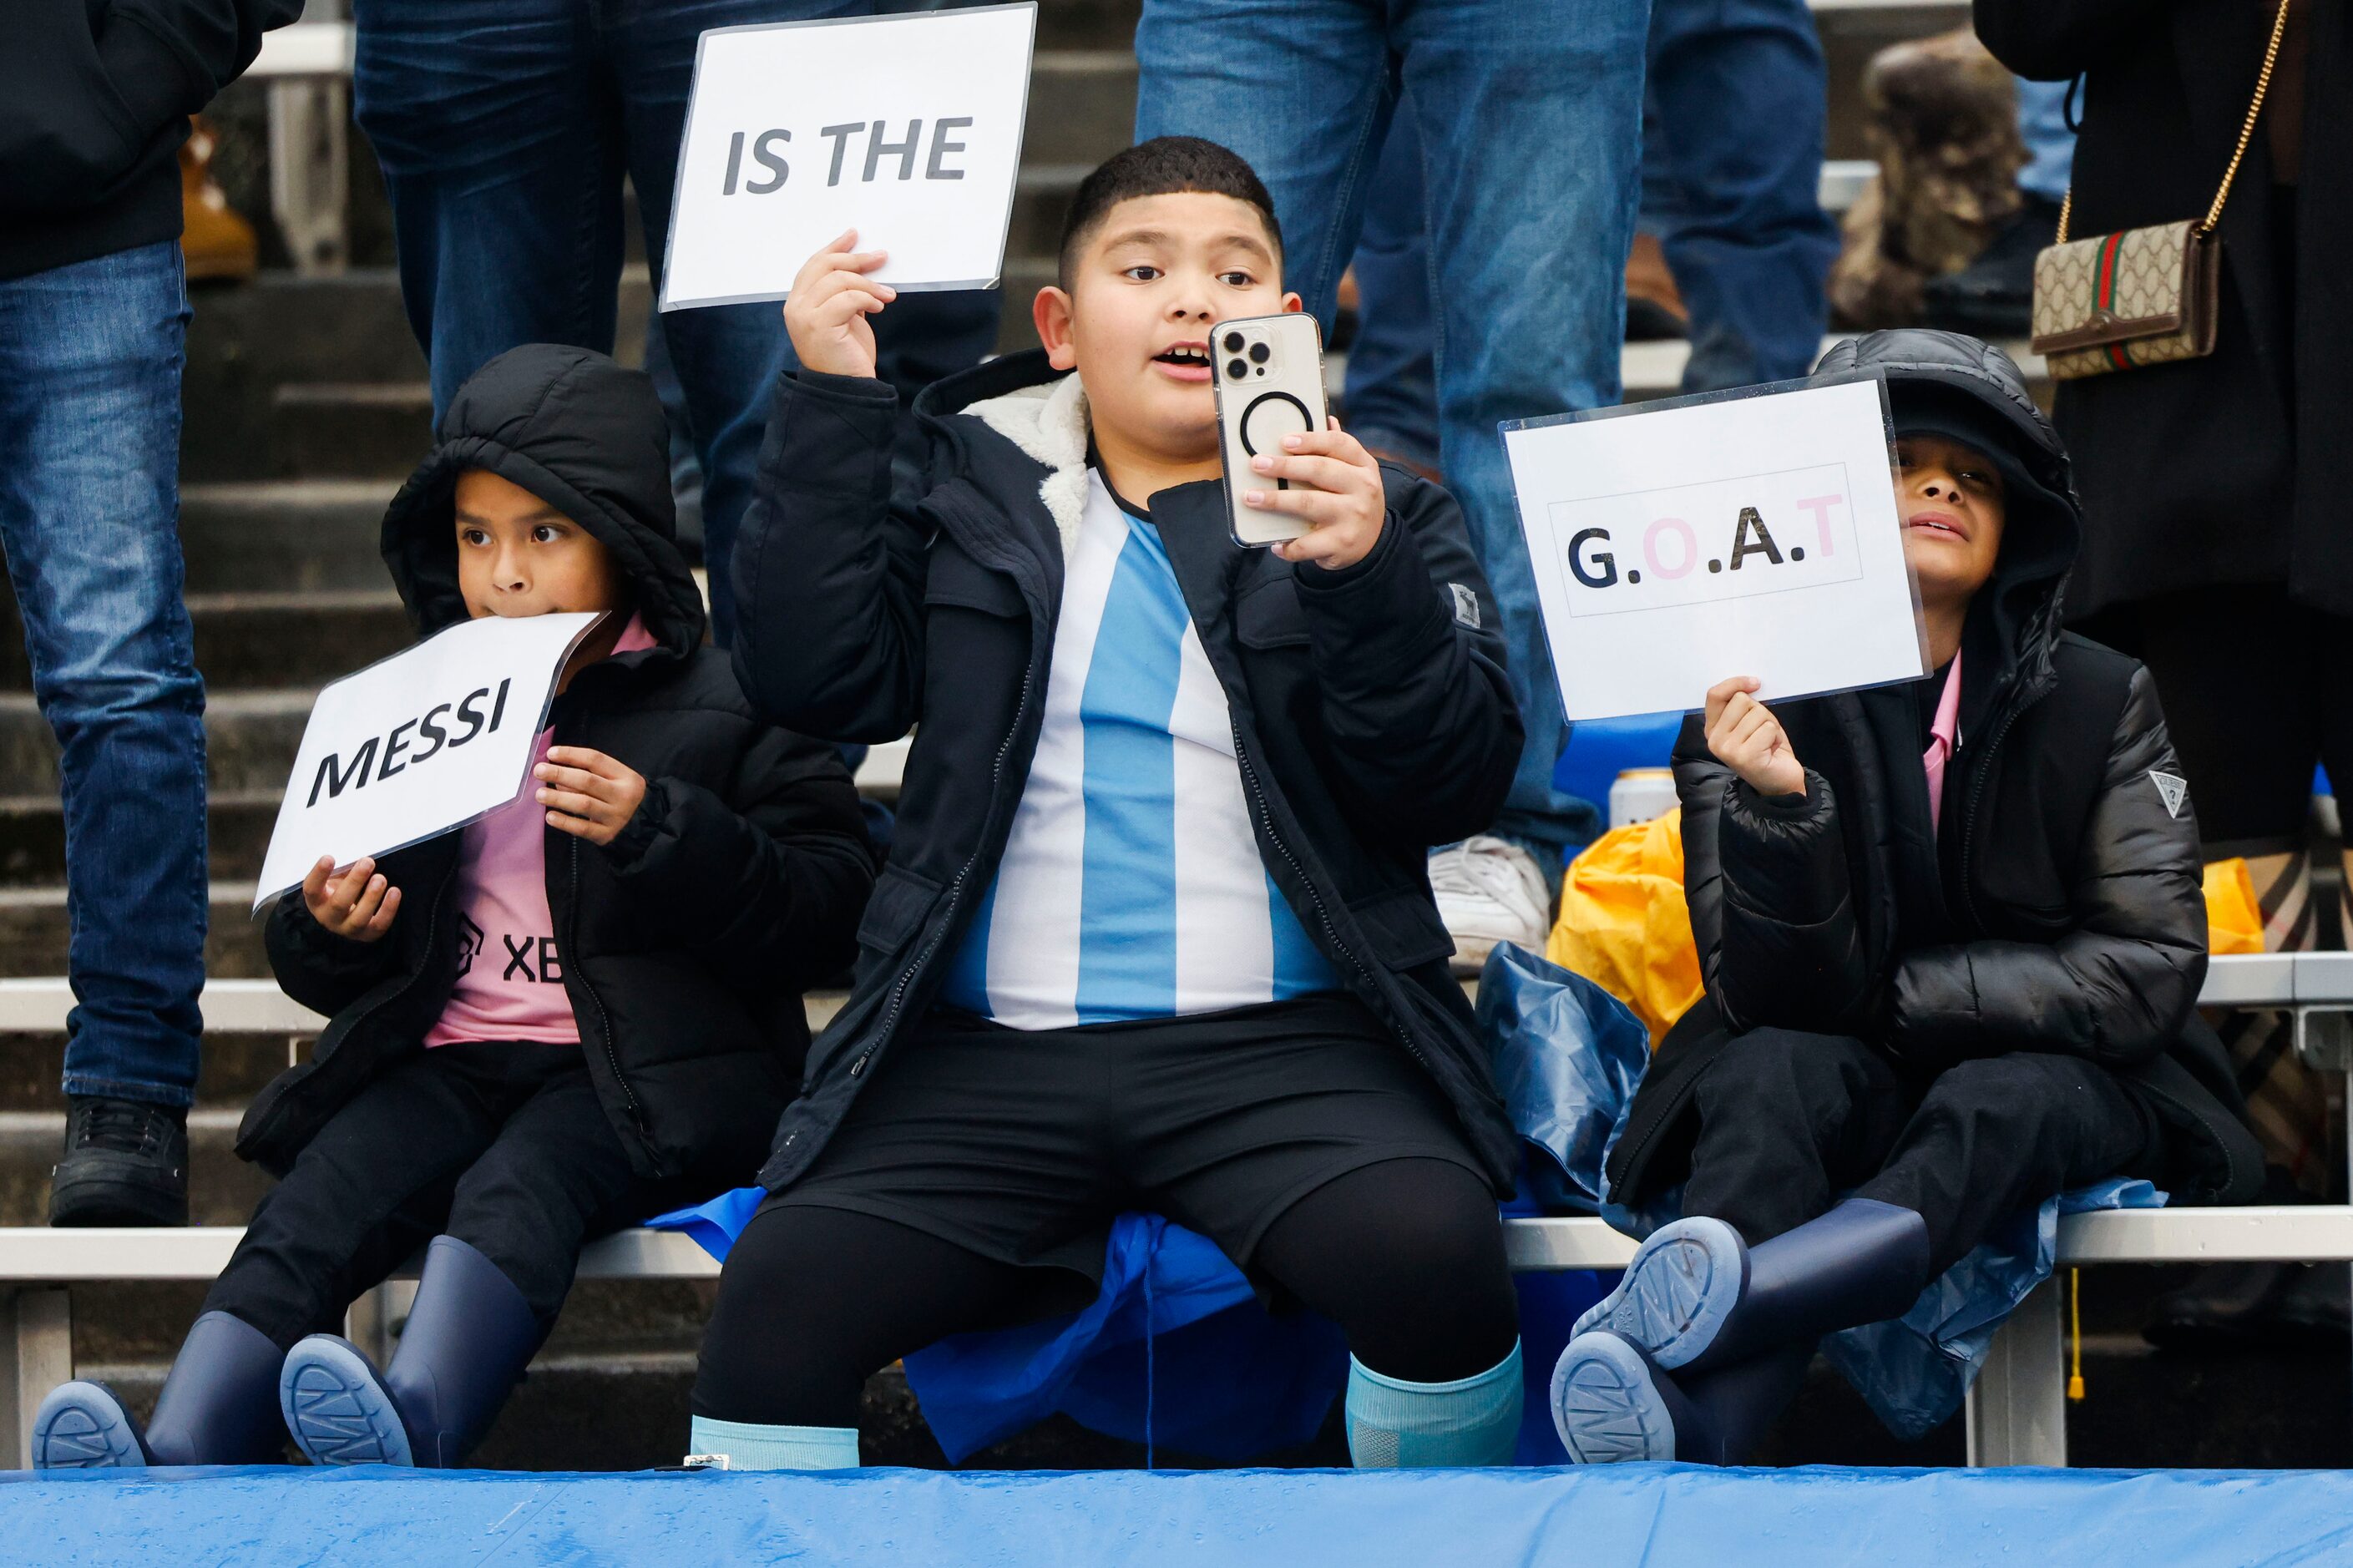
[1134,0,1398,334]
[2013,77,2077,205]
[610,0,868,649]
[1399,0,1649,864]
[0,242,206,1107]
[352,0,629,416]
[1341,102,1443,474]
[1643,0,1837,392]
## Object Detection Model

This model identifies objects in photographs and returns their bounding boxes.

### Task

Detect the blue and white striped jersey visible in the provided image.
[936,471,1342,1029]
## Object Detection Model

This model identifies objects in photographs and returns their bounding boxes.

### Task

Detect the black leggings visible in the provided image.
[691,1157,1519,1429]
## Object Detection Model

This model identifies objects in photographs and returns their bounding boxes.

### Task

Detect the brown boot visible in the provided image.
[1624,232,1688,341]
[180,115,258,284]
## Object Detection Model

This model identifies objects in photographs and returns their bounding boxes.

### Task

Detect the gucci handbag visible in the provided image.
[2030,0,2291,380]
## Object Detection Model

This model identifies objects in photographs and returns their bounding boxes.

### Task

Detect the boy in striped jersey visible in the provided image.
[695,139,1529,1471]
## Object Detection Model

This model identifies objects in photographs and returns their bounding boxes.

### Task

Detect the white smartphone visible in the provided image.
[1212,312,1329,548]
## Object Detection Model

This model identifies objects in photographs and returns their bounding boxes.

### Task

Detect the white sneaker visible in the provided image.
[1430,837,1551,975]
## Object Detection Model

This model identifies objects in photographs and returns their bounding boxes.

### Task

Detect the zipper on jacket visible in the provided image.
[569,833,648,1137]
[1227,714,1434,1079]
[1951,668,2052,936]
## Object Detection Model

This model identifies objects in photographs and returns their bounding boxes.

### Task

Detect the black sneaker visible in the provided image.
[49,1096,190,1227]
[1920,193,2063,341]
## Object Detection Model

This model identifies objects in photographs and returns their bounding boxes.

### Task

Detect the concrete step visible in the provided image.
[0,1109,271,1227]
[0,884,272,979]
[271,382,438,482]
[179,481,397,595]
[187,589,412,690]
[182,276,428,483]
[0,1032,308,1117]
[1023,50,1137,169]
[0,791,276,888]
[0,690,312,797]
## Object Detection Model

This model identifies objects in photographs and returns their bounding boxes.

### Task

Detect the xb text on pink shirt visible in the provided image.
[426,614,656,1047]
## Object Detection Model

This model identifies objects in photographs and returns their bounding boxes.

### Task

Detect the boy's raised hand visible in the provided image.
[1703,677,1806,798]
[782,229,896,381]
[302,855,401,942]
[1250,419,1389,571]
[535,746,649,847]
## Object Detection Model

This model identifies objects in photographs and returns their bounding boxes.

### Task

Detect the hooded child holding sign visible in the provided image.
[29,345,872,1473]
[1548,331,2262,1465]
[695,137,1528,1472]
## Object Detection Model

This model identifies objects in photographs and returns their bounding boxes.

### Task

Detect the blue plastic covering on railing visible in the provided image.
[12,1464,2353,1565]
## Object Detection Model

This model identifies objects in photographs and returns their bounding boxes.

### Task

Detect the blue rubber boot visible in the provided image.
[33,1311,285,1469]
[281,1236,542,1467]
[1574,1198,1930,1372]
[1551,1330,1813,1465]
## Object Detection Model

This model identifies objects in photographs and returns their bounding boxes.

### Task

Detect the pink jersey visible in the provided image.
[425,614,655,1047]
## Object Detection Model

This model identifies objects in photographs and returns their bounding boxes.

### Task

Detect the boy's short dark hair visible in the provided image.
[1056,136,1283,289]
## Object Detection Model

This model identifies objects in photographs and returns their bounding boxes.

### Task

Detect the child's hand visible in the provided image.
[783,229,895,381]
[1252,419,1389,571]
[1703,677,1806,798]
[301,855,401,942]
[535,746,649,847]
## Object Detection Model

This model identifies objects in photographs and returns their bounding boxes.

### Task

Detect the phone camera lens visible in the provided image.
[1227,358,1249,380]
[1247,342,1270,364]
[1222,331,1245,353]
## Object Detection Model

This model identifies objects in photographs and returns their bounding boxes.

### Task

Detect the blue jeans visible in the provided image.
[1136,0,1650,867]
[1642,0,1837,392]
[2014,77,2077,205]
[0,241,207,1109]
[1340,109,1440,475]
[352,0,997,647]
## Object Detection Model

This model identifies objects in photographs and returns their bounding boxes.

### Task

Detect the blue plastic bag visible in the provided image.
[645,1194,1346,1464]
[1821,1176,2165,1439]
[1475,943,1651,1214]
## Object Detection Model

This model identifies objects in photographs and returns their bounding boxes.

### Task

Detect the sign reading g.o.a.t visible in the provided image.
[660,3,1037,311]
[1502,375,1925,721]
[253,612,608,909]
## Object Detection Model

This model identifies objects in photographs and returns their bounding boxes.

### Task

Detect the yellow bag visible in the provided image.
[1546,807,1703,1048]
[2202,857,2264,956]
[1546,822,2262,1049]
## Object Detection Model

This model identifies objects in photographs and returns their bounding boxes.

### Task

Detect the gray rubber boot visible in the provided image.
[1576,1199,1931,1373]
[281,1236,543,1467]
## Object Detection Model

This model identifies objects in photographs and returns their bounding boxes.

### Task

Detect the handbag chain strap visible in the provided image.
[2054,0,2294,245]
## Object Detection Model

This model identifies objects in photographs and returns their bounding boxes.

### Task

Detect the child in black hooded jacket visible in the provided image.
[1550,331,2262,1467]
[28,345,871,1473]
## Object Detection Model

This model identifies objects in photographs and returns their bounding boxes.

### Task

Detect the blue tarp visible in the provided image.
[11,1464,2353,1565]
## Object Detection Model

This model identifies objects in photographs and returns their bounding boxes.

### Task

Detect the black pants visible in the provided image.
[1681,1029,2157,1275]
[691,1156,1521,1430]
[206,1043,693,1350]
[2128,585,2353,853]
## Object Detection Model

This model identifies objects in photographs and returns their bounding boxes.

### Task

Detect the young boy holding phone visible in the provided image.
[693,138,1529,1470]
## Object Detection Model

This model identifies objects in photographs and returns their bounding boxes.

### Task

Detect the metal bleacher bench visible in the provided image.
[2,955,2347,1472]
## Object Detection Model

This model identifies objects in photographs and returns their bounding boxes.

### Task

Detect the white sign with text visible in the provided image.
[1503,377,1925,721]
[254,612,605,909]
[660,3,1038,311]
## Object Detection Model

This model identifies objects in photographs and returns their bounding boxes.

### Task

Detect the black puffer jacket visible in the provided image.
[732,351,1526,1192]
[240,345,873,1181]
[1608,331,2262,1211]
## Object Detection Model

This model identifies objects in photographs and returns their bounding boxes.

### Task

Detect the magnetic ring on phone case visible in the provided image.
[1238,392,1315,488]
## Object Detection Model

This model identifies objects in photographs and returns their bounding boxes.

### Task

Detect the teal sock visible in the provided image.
[1345,1342,1524,1469]
[687,1415,859,1471]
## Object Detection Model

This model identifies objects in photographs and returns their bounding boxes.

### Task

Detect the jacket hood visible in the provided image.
[912,349,1096,557]
[1812,330,2080,681]
[379,345,707,656]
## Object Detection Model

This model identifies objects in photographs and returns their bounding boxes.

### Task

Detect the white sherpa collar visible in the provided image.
[964,371,1091,560]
